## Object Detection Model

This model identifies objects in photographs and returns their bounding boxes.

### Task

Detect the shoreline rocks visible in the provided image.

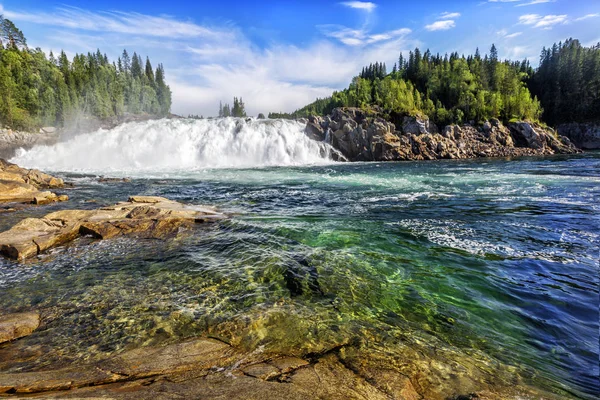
[306,108,581,161]
[0,196,226,261]
[0,129,58,160]
[0,336,562,399]
[0,158,68,207]
[557,122,600,149]
[0,313,40,344]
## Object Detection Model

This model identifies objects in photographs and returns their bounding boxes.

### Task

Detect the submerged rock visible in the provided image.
[305,108,580,161]
[0,196,227,260]
[0,313,40,344]
[0,336,562,399]
[0,159,68,206]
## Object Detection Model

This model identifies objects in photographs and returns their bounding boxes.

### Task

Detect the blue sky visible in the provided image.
[1,0,599,116]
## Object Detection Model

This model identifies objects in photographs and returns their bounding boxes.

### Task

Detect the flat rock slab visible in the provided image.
[0,159,67,206]
[0,196,227,260]
[0,313,40,344]
[0,338,558,400]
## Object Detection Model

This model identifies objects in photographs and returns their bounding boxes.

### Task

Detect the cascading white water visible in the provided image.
[11,118,333,173]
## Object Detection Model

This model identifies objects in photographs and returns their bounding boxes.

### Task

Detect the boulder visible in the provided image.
[0,196,227,260]
[402,115,438,135]
[0,159,67,206]
[0,313,40,344]
[508,122,545,149]
[40,127,57,134]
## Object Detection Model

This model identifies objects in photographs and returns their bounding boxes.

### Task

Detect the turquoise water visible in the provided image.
[0,154,598,398]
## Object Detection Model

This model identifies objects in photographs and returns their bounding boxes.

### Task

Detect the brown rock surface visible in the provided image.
[0,196,226,260]
[0,158,67,206]
[0,313,40,344]
[307,108,581,162]
[0,337,561,399]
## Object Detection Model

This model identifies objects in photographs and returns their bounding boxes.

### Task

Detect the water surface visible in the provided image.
[1,154,598,399]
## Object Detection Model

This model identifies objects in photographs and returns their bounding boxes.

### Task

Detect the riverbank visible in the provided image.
[305,108,581,162]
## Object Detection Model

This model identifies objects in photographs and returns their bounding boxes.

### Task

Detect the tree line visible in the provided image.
[273,39,599,127]
[0,15,172,131]
[530,38,600,125]
[218,97,247,117]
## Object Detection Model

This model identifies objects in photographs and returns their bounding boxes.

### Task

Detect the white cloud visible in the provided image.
[2,6,228,39]
[575,14,600,21]
[440,12,461,19]
[505,32,523,38]
[425,20,456,31]
[3,3,420,117]
[320,25,411,46]
[340,1,377,12]
[519,14,568,28]
[516,0,556,6]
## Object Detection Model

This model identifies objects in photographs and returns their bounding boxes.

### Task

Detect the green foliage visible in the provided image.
[531,38,600,125]
[0,16,172,130]
[283,44,549,125]
[219,97,246,117]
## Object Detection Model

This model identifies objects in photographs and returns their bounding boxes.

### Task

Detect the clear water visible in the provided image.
[0,154,598,399]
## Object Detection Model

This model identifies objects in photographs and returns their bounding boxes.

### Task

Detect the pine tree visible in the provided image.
[145,57,154,84]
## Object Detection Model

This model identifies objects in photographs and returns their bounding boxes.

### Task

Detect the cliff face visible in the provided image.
[305,108,580,161]
[557,123,600,150]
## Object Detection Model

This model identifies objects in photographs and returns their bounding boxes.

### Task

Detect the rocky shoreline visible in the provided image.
[304,108,581,161]
[0,327,562,400]
[0,158,68,210]
[557,122,600,150]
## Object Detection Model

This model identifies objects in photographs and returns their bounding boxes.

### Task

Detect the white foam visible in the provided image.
[11,118,332,173]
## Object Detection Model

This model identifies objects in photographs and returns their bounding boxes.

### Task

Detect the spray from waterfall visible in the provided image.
[11,118,334,174]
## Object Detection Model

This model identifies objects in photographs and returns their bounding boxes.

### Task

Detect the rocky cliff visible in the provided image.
[557,123,600,150]
[305,108,580,161]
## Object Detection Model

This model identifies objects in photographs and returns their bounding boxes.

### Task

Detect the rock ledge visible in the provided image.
[0,196,226,260]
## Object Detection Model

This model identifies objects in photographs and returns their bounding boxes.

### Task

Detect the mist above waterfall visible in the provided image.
[11,118,333,174]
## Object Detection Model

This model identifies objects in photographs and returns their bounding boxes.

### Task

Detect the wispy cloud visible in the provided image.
[440,12,461,19]
[575,14,600,21]
[516,0,556,6]
[340,1,376,12]
[488,0,556,5]
[320,25,411,46]
[2,5,226,39]
[505,32,523,38]
[425,11,461,32]
[519,14,568,28]
[425,20,456,31]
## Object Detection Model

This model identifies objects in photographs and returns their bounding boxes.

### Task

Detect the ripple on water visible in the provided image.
[0,154,598,398]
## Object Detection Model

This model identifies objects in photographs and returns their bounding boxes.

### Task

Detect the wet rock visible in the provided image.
[242,363,281,380]
[0,159,67,206]
[0,313,40,344]
[98,177,132,183]
[0,196,227,260]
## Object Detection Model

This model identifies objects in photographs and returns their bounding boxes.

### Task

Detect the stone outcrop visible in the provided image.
[306,108,580,162]
[0,196,226,260]
[557,122,600,149]
[0,313,40,344]
[0,129,59,159]
[0,158,68,206]
[0,336,562,399]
